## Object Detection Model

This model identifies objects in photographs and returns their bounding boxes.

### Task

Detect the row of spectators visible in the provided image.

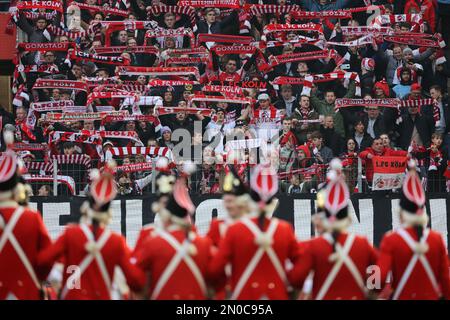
[2,0,450,195]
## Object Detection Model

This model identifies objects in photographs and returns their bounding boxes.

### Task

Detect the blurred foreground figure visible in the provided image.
[136,166,213,300]
[209,164,300,300]
[0,131,52,300]
[288,159,378,300]
[376,161,450,300]
[37,162,145,299]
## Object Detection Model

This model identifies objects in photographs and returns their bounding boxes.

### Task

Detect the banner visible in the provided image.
[29,194,450,248]
[372,156,407,190]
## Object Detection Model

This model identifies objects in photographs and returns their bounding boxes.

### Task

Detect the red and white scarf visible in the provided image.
[202,85,243,96]
[165,56,209,66]
[16,1,63,12]
[268,49,340,68]
[48,131,103,146]
[197,34,253,45]
[86,91,138,105]
[116,66,200,79]
[244,4,300,15]
[187,94,254,107]
[156,106,213,117]
[32,79,88,92]
[93,46,159,55]
[70,1,129,17]
[148,79,199,87]
[178,0,240,8]
[106,146,173,159]
[112,162,153,174]
[23,174,76,195]
[263,23,324,36]
[301,71,361,97]
[45,111,129,122]
[17,42,76,52]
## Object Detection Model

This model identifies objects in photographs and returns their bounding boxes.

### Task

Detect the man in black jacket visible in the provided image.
[195,8,238,36]
[396,105,435,150]
[361,106,397,140]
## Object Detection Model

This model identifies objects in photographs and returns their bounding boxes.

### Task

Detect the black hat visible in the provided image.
[165,179,195,219]
[223,165,248,196]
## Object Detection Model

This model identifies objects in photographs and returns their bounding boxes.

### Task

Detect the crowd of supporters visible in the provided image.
[2,0,450,196]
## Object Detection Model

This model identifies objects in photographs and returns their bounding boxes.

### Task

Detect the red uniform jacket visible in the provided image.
[359,147,407,183]
[209,216,299,300]
[132,223,157,262]
[377,227,450,300]
[0,202,52,300]
[37,223,145,300]
[288,232,378,300]
[136,226,213,300]
[206,217,234,299]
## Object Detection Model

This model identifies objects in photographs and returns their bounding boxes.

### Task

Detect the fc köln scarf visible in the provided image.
[148,79,200,87]
[16,1,64,13]
[48,131,103,146]
[32,79,88,92]
[263,23,324,36]
[81,130,144,146]
[202,85,243,96]
[155,106,213,117]
[290,9,352,20]
[268,50,340,68]
[68,50,131,66]
[335,98,401,110]
[23,174,76,195]
[165,56,209,66]
[86,91,138,105]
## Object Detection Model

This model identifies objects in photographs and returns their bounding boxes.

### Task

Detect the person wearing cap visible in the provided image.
[157,126,174,149]
[288,159,378,300]
[246,93,284,141]
[209,165,300,300]
[0,131,53,299]
[376,162,450,300]
[135,173,213,300]
[37,162,146,300]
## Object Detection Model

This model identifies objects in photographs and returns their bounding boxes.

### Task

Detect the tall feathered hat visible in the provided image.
[81,161,117,224]
[320,159,351,231]
[399,160,428,226]
[0,131,23,201]
[250,164,279,215]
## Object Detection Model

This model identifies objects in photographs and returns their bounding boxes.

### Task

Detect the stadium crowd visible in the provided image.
[2,0,450,195]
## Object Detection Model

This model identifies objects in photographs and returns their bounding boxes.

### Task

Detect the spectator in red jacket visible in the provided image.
[405,0,437,32]
[359,137,409,185]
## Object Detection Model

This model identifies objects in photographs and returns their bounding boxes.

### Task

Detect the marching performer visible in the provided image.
[132,157,175,261]
[37,162,145,300]
[288,159,378,300]
[376,161,450,300]
[209,164,300,300]
[135,174,213,300]
[207,165,253,247]
[207,165,253,299]
[0,131,52,300]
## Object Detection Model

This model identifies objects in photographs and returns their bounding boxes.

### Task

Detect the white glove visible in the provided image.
[407,145,413,153]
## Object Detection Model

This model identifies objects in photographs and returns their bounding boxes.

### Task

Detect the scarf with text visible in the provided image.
[187,94,254,107]
[45,111,129,122]
[68,49,131,66]
[178,0,240,8]
[70,1,129,17]
[116,66,200,79]
[93,46,159,55]
[32,79,88,92]
[197,34,253,45]
[268,49,340,68]
[263,23,324,36]
[202,85,244,96]
[113,162,153,174]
